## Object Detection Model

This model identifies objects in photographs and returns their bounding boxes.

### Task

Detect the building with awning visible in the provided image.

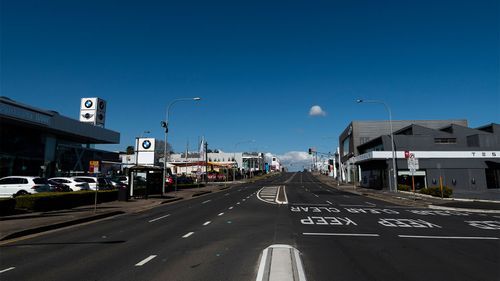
[0,96,120,178]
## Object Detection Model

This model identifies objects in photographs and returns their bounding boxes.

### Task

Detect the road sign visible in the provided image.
[407,155,419,175]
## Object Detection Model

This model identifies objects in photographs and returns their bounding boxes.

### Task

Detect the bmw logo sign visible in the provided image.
[85,100,93,108]
[142,140,151,149]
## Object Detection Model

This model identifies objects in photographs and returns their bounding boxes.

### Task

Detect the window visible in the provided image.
[33,178,47,184]
[434,138,457,144]
[342,137,351,156]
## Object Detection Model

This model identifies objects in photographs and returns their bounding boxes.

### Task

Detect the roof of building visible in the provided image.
[0,96,119,144]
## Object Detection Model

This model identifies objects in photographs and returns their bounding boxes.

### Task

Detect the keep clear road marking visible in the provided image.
[148,214,170,223]
[0,267,15,274]
[202,200,211,204]
[203,221,211,226]
[398,235,499,240]
[135,255,157,267]
[303,233,380,237]
[183,232,194,238]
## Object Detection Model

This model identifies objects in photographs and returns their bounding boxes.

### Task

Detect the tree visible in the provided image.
[126,146,135,155]
[155,140,173,159]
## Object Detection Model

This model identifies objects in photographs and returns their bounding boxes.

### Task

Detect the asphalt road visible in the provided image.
[0,172,499,281]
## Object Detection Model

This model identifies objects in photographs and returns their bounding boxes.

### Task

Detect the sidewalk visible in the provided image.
[0,183,234,242]
[315,174,500,213]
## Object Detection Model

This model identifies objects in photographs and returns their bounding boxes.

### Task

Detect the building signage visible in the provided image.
[89,160,99,173]
[0,103,52,126]
[136,138,156,165]
[80,97,106,127]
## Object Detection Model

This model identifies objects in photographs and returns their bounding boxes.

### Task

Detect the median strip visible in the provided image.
[256,244,306,281]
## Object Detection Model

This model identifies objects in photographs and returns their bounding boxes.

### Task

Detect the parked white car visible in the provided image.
[0,176,51,198]
[49,177,91,191]
[71,176,112,190]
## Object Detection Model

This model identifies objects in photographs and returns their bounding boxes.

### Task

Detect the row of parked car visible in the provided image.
[0,176,129,198]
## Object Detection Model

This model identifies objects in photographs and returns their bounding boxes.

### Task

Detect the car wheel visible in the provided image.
[15,190,29,197]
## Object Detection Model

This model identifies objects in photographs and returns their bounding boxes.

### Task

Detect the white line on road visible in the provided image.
[202,200,211,204]
[229,206,234,209]
[148,214,170,223]
[0,267,15,274]
[203,221,211,226]
[365,202,376,206]
[182,232,194,238]
[225,193,230,196]
[218,212,224,216]
[398,235,499,240]
[135,255,157,267]
[237,202,241,205]
[303,233,380,237]
[326,201,333,205]
[313,194,319,198]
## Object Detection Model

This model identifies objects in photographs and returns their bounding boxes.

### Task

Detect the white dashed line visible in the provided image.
[202,200,211,204]
[237,202,241,205]
[303,233,380,237]
[218,212,224,216]
[182,232,194,238]
[313,194,319,198]
[135,255,157,266]
[398,235,499,240]
[0,267,15,274]
[229,206,234,210]
[148,214,170,223]
[203,221,211,226]
[225,193,230,196]
[326,201,333,205]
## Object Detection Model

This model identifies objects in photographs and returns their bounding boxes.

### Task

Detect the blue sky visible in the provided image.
[1,0,499,168]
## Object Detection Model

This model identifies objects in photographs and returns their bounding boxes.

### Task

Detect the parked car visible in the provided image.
[71,176,112,190]
[47,179,72,192]
[0,176,51,197]
[106,177,127,189]
[112,176,129,185]
[49,177,90,191]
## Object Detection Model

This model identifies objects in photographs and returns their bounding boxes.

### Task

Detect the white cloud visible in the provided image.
[309,105,327,117]
[271,151,312,171]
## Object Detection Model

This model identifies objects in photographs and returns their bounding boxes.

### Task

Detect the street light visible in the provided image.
[161,97,201,195]
[356,99,398,192]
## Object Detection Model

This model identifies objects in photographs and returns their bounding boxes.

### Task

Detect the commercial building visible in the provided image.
[0,97,120,178]
[339,120,500,199]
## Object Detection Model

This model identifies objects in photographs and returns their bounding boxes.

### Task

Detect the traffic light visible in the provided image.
[308,148,312,154]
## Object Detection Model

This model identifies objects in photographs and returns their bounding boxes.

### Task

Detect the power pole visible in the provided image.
[205,141,208,184]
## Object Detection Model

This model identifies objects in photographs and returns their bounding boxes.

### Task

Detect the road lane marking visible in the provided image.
[218,212,224,216]
[0,267,15,274]
[135,255,157,266]
[313,194,319,198]
[148,214,170,223]
[303,233,380,237]
[203,221,211,226]
[229,206,234,210]
[225,193,230,196]
[182,232,194,238]
[202,200,211,204]
[398,235,499,240]
[365,202,376,206]
[326,201,333,205]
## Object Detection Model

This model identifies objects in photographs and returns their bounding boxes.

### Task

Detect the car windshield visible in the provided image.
[33,178,48,184]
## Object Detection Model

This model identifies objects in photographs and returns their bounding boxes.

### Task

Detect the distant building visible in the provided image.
[338,120,500,199]
[0,96,120,178]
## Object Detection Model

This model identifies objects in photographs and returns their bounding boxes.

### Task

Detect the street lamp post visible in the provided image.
[161,97,201,195]
[356,99,397,192]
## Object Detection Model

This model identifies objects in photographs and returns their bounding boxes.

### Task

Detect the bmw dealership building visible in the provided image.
[0,96,120,178]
